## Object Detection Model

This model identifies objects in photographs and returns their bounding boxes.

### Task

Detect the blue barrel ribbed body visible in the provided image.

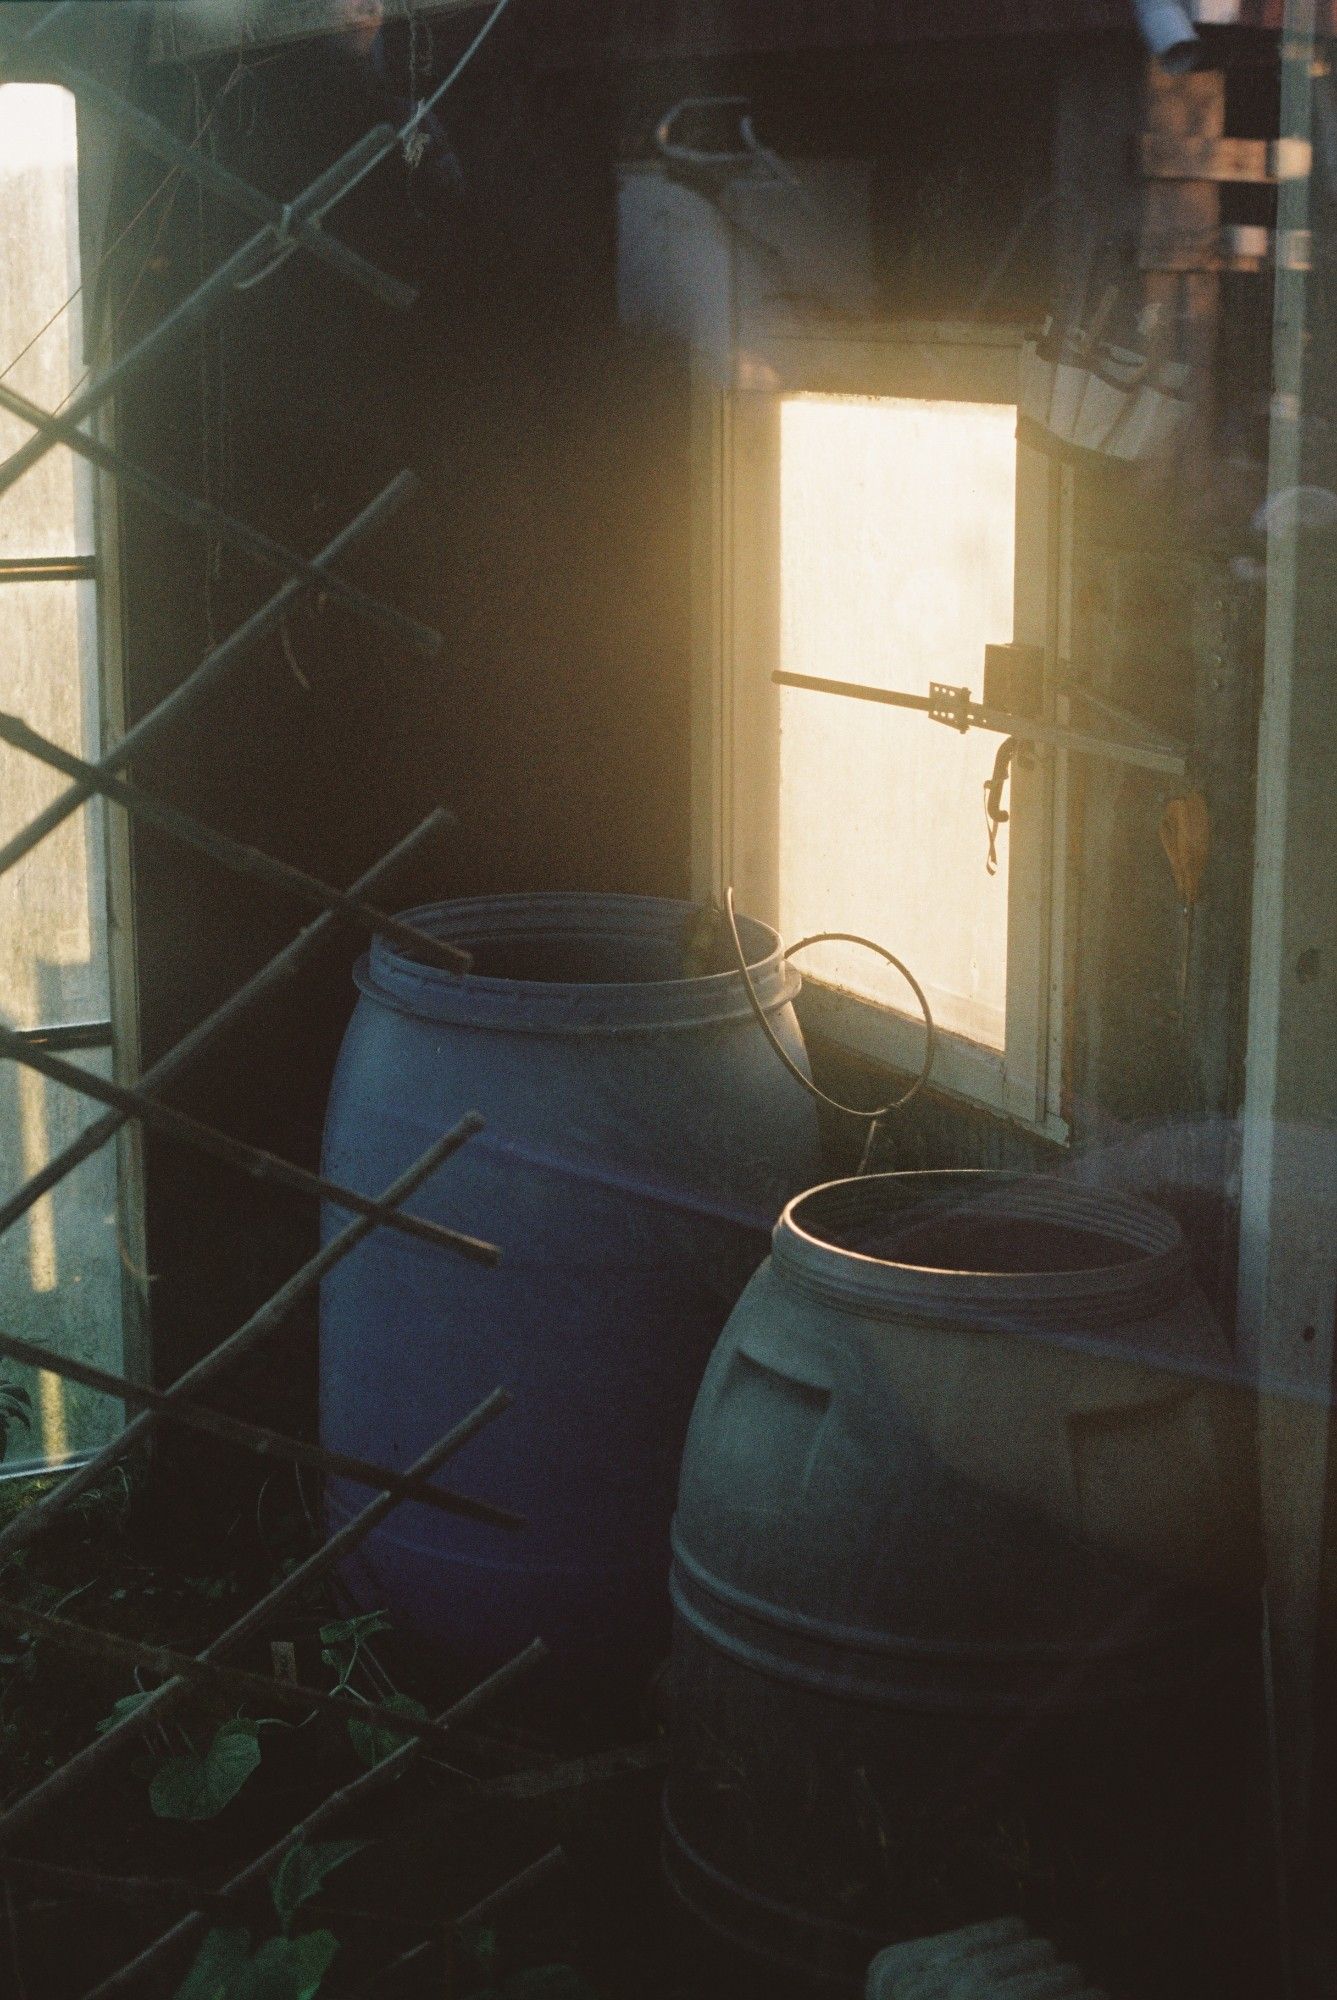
[318,893,823,1687]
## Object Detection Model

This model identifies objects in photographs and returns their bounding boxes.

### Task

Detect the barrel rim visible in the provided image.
[355,891,804,1034]
[773,1170,1194,1331]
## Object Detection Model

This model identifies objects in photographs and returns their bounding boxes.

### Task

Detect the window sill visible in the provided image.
[795,977,1069,1146]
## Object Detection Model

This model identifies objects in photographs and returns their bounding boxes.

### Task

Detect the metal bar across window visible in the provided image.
[0,1328,522,1529]
[773,669,1190,778]
[0,554,96,582]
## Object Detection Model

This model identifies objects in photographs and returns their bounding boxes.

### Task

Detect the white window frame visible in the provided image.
[0,83,146,1465]
[691,320,1071,1139]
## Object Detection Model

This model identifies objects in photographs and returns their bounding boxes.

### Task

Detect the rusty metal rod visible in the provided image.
[0,380,441,658]
[0,1387,512,1844]
[0,472,417,884]
[0,713,464,970]
[81,1639,548,2000]
[0,1111,485,1565]
[0,809,449,1242]
[0,1028,491,1264]
[0,1330,520,1531]
[0,1598,502,1758]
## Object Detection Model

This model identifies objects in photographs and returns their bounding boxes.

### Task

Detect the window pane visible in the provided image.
[0,82,92,560]
[0,579,108,1029]
[0,1043,123,1470]
[777,394,1016,1050]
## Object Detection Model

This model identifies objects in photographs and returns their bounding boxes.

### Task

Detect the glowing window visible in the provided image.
[709,331,1063,1130]
[0,83,126,1469]
[776,394,1017,1051]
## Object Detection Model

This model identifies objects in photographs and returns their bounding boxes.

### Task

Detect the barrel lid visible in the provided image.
[355,892,802,1034]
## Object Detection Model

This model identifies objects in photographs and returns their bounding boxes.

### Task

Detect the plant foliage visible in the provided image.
[150,1717,262,1821]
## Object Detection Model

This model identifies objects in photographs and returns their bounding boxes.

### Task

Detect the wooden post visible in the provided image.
[1238,5,1337,1988]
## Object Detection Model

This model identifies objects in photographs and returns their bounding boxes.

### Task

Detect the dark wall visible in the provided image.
[105,12,691,1402]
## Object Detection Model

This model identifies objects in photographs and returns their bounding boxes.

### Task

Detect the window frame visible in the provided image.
[691,320,1071,1139]
[0,80,147,1465]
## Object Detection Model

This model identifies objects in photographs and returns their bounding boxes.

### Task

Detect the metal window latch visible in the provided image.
[927,682,972,732]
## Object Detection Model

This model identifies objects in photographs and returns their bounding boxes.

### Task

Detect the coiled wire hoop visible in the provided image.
[723,887,935,1140]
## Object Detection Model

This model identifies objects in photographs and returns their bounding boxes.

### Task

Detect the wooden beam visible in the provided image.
[1141,221,1275,271]
[1142,134,1314,183]
[1239,2,1337,1977]
[1142,133,1273,181]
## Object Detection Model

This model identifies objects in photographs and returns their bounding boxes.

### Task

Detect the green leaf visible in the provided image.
[97,1690,157,1736]
[271,1839,363,1929]
[173,1926,254,2000]
[318,1609,389,1649]
[150,1718,261,1821]
[347,1692,425,1769]
[247,1930,340,2000]
[172,1926,339,2000]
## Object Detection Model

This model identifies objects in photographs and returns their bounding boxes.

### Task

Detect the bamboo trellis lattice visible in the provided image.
[0,4,555,1991]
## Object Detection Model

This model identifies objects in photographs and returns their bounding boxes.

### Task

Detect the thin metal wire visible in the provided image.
[0,1387,512,1844]
[233,0,518,295]
[0,712,462,963]
[80,1639,548,2000]
[0,1114,486,1566]
[404,0,514,142]
[0,1328,521,1528]
[0,809,451,1242]
[0,380,443,657]
[0,471,419,883]
[722,887,936,1121]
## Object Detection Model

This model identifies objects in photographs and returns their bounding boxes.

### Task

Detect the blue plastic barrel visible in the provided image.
[319,892,822,1687]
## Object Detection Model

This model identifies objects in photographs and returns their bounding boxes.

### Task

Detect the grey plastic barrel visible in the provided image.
[664,1172,1262,1995]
